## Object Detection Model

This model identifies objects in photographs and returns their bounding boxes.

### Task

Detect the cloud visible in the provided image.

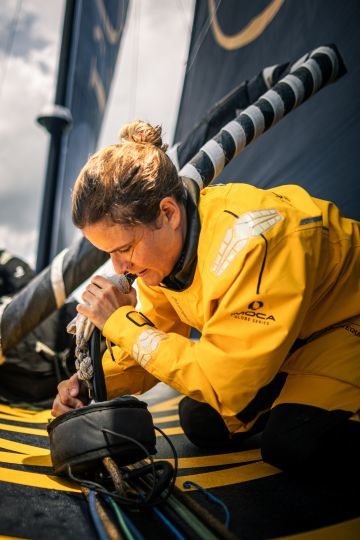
[0,48,57,207]
[0,0,64,263]
[0,223,38,268]
[0,0,195,266]
[0,12,49,59]
[0,0,60,59]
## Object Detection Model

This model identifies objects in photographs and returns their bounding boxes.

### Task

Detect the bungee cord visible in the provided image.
[179,44,346,189]
[87,488,115,540]
[103,495,142,540]
[183,480,231,529]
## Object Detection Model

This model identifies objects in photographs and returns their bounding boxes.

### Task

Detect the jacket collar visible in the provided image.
[161,177,200,291]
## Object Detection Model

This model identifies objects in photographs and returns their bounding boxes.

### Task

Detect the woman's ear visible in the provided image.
[159,197,181,229]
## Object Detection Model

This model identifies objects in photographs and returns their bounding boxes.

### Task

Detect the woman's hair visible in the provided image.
[72,120,186,228]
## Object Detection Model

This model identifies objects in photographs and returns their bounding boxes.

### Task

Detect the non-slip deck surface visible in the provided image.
[0,384,359,539]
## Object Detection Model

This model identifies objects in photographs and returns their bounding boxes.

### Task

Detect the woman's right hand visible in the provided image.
[51,372,89,417]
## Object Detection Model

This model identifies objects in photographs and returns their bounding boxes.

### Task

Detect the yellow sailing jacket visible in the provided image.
[102,183,360,432]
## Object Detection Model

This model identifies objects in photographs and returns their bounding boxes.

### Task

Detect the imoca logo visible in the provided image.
[231,301,276,322]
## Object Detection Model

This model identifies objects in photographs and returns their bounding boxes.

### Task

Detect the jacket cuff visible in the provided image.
[102,306,155,353]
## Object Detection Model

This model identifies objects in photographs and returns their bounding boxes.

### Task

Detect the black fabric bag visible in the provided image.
[0,249,76,404]
[48,397,157,474]
[0,302,77,404]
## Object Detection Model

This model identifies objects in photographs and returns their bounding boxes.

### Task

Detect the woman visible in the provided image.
[52,121,360,473]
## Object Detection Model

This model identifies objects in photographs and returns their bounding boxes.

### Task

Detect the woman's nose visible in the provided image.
[111,253,130,274]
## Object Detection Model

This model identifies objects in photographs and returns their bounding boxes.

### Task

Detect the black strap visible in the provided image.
[90,327,107,402]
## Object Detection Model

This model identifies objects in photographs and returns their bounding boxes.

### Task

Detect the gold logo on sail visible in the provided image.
[209,0,284,50]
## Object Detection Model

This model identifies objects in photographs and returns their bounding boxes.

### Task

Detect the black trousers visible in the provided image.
[179,397,360,474]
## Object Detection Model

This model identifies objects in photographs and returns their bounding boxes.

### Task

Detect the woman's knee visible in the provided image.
[261,403,360,473]
[178,397,230,448]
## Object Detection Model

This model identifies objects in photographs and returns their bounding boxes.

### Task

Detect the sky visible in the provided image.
[0,0,194,268]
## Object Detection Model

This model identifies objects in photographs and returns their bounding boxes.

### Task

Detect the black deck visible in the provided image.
[0,384,359,539]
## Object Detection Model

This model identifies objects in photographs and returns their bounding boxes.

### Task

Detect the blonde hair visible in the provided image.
[72,120,186,228]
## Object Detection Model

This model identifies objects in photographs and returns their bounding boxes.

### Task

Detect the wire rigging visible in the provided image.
[185,0,222,75]
[0,0,23,100]
[128,0,140,120]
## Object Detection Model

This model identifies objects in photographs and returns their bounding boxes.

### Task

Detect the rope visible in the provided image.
[127,460,219,540]
[82,486,122,540]
[103,495,139,540]
[74,321,94,396]
[87,488,112,540]
[68,465,152,509]
[68,273,132,398]
[124,480,186,540]
[170,485,239,540]
[101,428,158,506]
[102,457,128,497]
[164,493,219,540]
[183,480,231,528]
[152,506,185,540]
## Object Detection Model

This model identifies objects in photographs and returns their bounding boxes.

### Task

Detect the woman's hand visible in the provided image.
[51,373,89,417]
[77,275,137,330]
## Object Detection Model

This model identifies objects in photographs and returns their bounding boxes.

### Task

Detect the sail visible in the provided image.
[174,0,360,220]
[37,0,129,269]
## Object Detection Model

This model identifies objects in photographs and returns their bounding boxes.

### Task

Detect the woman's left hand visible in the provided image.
[77,275,137,330]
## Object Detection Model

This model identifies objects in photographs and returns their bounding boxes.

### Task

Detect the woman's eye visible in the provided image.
[118,247,131,254]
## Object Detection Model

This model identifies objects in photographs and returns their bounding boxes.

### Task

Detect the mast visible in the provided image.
[36,0,75,272]
[35,0,129,272]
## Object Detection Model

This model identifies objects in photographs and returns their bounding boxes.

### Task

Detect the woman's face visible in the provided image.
[82,197,186,286]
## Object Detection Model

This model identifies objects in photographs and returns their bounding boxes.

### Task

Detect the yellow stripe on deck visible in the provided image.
[151,414,179,423]
[0,423,47,437]
[0,406,52,423]
[0,466,80,493]
[0,437,49,455]
[177,460,280,490]
[0,451,52,467]
[163,448,262,469]
[149,395,182,413]
[156,426,184,436]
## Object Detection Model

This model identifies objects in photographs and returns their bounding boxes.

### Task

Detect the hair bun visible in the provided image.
[119,121,168,152]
